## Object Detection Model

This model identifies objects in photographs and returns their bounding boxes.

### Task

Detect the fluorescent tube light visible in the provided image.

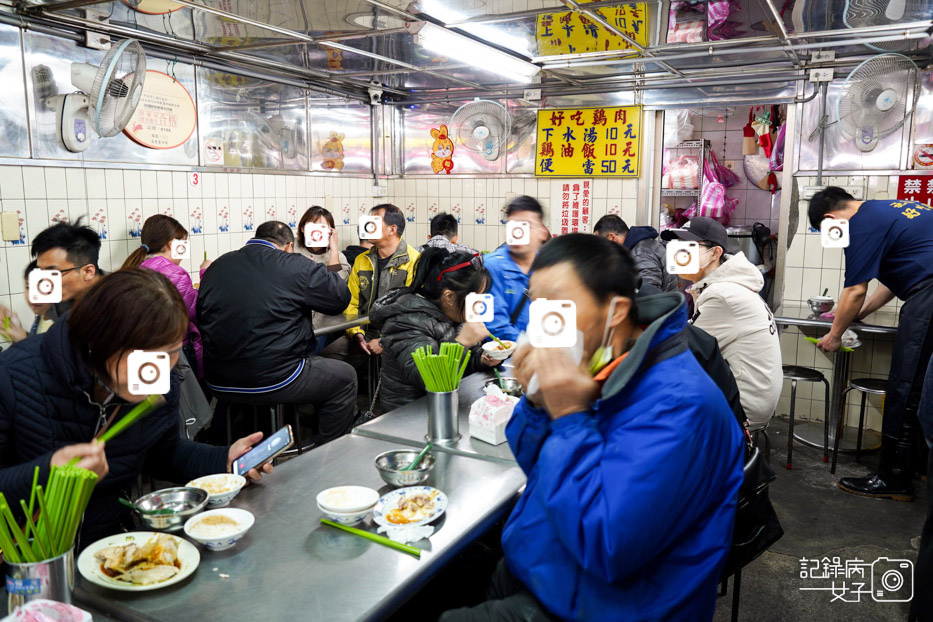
[408,21,541,84]
[418,0,533,56]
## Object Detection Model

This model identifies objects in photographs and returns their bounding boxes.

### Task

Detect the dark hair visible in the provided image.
[297,206,335,254]
[408,247,491,316]
[32,217,100,268]
[372,203,405,236]
[68,269,188,384]
[255,221,295,247]
[505,195,544,218]
[593,214,629,236]
[532,233,638,317]
[23,259,38,282]
[430,212,458,239]
[122,215,188,269]
[808,186,856,231]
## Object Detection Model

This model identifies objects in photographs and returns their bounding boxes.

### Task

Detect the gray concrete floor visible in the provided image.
[714,416,928,622]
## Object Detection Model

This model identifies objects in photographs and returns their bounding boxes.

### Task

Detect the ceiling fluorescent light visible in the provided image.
[407,21,541,84]
[417,0,532,55]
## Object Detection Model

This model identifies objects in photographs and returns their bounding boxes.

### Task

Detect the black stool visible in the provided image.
[221,401,313,458]
[782,365,831,470]
[830,378,887,474]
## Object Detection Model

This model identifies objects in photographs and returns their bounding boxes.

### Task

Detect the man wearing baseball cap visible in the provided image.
[662,217,782,433]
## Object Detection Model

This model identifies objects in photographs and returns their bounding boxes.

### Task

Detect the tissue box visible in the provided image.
[469,386,518,446]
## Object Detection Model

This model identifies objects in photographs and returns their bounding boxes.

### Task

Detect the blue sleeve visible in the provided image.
[485,262,520,342]
[532,404,731,583]
[505,397,553,475]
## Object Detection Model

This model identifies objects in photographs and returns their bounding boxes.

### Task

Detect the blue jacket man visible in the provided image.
[502,292,744,620]
[484,196,549,341]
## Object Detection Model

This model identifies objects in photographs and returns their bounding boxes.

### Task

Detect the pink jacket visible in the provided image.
[140,255,204,376]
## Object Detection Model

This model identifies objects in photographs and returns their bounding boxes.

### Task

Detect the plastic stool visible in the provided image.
[830,378,887,474]
[782,365,831,470]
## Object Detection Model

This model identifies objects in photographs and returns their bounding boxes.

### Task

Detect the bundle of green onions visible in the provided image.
[0,465,97,563]
[411,343,471,392]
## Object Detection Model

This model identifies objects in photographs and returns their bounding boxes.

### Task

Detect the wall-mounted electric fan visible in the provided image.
[249,112,297,159]
[449,98,511,161]
[836,53,920,152]
[45,39,146,153]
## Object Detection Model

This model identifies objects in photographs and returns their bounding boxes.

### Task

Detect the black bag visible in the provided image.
[721,429,784,578]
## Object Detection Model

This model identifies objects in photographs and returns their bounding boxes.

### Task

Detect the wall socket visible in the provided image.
[372,184,387,197]
[724,160,738,172]
[808,68,834,82]
[1,212,19,241]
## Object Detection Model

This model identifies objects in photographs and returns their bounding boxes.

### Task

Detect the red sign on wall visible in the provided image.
[896,176,933,206]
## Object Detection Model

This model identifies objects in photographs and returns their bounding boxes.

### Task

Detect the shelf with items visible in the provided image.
[660,139,709,199]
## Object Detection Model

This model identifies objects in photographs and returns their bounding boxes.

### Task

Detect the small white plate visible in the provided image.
[372,486,448,528]
[78,532,200,591]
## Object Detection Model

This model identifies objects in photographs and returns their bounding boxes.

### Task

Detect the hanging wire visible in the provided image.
[165,56,178,83]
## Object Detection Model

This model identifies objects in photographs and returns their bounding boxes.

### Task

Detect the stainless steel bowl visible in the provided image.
[484,377,524,398]
[134,487,209,532]
[807,297,834,315]
[374,450,436,487]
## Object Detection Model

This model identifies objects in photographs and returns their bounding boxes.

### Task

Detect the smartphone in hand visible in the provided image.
[232,425,294,476]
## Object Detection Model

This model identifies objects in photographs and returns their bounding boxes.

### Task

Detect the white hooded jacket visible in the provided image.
[688,252,781,430]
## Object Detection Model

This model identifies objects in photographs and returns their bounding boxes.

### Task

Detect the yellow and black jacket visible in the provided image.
[345,239,420,339]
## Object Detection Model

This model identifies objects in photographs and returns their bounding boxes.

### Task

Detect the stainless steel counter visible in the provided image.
[353,366,517,465]
[75,434,526,622]
[774,303,899,334]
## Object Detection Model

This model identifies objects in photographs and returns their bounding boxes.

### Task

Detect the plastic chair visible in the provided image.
[782,365,831,470]
[830,378,887,474]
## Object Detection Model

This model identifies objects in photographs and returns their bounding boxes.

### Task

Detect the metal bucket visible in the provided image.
[5,548,75,610]
[426,389,460,444]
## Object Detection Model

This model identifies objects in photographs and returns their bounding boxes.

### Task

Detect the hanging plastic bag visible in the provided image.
[769,123,786,172]
[743,108,758,156]
[664,110,695,148]
[698,159,727,219]
[707,0,732,40]
[662,155,700,189]
[710,149,740,187]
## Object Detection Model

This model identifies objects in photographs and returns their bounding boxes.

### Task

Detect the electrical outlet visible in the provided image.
[808,68,834,82]
[523,89,541,101]
[1,212,18,241]
[812,51,836,63]
[372,184,387,197]
[724,160,738,172]
[325,195,333,211]
[83,8,111,51]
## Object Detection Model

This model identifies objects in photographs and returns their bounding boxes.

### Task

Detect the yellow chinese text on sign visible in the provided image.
[535,106,642,178]
[535,2,649,57]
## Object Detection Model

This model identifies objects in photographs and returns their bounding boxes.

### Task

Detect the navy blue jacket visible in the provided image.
[0,317,227,548]
[502,293,744,621]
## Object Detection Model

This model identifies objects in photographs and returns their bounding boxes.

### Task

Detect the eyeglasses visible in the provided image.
[436,253,484,282]
[52,265,88,275]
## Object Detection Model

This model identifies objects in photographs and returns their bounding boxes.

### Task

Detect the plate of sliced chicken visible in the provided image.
[77,532,200,591]
[372,486,447,528]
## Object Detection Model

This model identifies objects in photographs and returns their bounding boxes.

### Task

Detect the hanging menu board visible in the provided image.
[535,106,642,177]
[552,179,592,235]
[535,2,649,56]
[123,71,197,150]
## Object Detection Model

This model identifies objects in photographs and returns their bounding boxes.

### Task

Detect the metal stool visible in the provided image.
[782,365,831,470]
[830,378,887,474]
[222,401,312,458]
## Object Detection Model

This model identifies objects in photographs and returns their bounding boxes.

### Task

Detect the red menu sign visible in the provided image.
[896,176,933,206]
[553,179,592,235]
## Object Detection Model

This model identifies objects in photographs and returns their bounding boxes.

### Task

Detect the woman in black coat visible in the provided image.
[370,248,501,412]
[0,269,271,549]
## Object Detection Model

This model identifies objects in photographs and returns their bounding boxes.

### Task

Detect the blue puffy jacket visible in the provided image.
[0,316,227,548]
[502,293,744,621]
[484,244,531,342]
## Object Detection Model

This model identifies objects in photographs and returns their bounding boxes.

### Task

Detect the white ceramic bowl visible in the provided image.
[316,501,374,527]
[316,486,380,513]
[186,474,247,508]
[482,340,516,361]
[184,508,254,551]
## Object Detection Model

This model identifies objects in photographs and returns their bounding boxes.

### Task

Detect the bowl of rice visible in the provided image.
[482,340,516,361]
[184,508,254,551]
[186,473,247,508]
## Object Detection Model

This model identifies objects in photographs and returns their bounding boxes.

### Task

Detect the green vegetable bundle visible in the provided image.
[0,465,98,563]
[412,343,471,392]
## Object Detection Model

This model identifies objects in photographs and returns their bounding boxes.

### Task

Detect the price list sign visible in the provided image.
[535,106,641,177]
[535,2,649,57]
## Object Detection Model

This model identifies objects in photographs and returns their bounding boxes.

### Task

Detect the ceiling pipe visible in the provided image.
[762,0,801,67]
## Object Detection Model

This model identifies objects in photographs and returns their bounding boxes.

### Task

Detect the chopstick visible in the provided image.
[487,332,508,349]
[320,519,421,559]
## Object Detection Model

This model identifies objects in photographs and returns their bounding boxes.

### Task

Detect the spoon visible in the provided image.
[822,288,829,297]
[401,443,434,471]
[118,497,176,515]
[493,367,507,390]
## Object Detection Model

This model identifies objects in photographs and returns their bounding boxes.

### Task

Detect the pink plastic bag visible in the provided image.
[769,123,786,172]
[662,155,700,189]
[710,149,740,187]
[698,159,738,223]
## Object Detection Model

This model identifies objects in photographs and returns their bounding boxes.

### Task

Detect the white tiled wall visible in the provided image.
[0,164,377,349]
[778,175,900,433]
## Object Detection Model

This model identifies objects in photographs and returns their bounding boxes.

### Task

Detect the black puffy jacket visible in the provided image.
[370,291,488,412]
[0,317,227,549]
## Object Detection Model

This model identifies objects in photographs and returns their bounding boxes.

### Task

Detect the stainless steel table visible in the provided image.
[354,366,517,465]
[774,304,898,453]
[75,434,525,622]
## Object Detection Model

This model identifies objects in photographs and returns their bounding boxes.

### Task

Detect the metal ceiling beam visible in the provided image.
[560,0,685,78]
[444,0,649,26]
[206,27,410,53]
[158,0,318,43]
[762,0,801,67]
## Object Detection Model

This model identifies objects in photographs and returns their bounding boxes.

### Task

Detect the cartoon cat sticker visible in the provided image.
[431,124,454,175]
[322,132,345,171]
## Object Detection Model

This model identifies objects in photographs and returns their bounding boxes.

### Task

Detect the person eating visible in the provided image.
[0,269,271,548]
[441,233,744,621]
